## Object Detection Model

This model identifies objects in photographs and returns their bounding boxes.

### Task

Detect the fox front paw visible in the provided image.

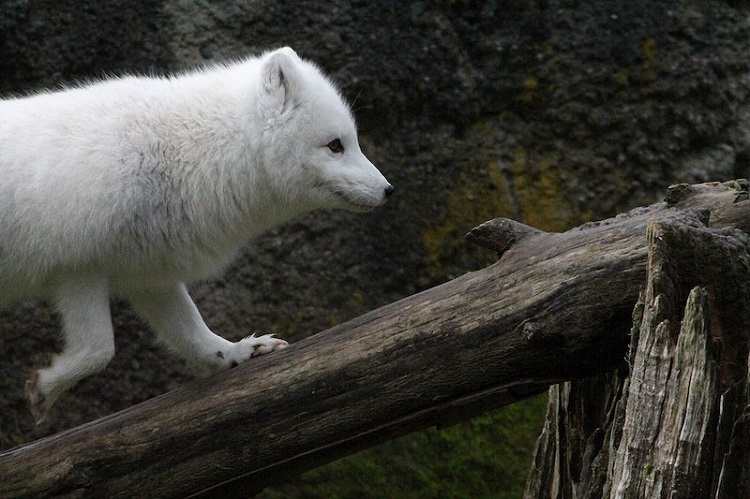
[220,334,288,369]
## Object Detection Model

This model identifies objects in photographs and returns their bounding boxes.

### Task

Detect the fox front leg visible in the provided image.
[127,282,288,374]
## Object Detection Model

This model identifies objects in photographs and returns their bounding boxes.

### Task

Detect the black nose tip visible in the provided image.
[384,184,395,198]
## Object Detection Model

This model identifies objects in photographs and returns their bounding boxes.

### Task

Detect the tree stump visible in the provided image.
[525,205,750,498]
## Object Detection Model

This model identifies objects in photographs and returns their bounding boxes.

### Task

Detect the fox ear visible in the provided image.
[262,47,301,111]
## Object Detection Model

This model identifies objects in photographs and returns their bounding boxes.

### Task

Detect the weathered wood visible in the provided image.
[525,201,750,499]
[1,181,749,498]
[465,217,543,256]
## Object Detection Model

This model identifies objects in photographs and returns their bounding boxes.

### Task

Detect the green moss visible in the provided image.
[642,37,657,67]
[520,76,539,104]
[259,394,548,499]
[421,157,513,281]
[614,68,629,86]
[613,35,659,86]
[644,462,654,476]
[508,147,574,232]
[421,128,579,283]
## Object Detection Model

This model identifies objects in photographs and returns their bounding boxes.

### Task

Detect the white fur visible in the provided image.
[0,47,392,421]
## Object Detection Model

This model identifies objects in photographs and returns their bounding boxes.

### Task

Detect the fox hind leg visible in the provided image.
[26,276,114,423]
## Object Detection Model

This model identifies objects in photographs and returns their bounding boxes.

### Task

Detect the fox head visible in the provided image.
[257,47,393,213]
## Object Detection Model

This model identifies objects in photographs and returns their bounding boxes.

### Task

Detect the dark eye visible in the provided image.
[327,138,344,154]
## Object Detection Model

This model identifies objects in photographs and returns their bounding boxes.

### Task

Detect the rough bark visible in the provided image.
[525,182,750,498]
[1,181,748,498]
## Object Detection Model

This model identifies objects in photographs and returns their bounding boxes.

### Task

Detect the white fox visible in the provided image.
[0,47,393,421]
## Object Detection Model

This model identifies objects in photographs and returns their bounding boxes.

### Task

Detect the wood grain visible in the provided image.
[525,182,750,498]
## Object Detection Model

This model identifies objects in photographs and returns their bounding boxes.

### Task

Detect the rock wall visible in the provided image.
[1,0,749,455]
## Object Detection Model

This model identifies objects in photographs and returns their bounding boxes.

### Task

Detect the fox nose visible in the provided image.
[384,184,395,198]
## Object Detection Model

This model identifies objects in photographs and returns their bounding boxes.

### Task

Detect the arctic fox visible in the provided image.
[0,47,393,421]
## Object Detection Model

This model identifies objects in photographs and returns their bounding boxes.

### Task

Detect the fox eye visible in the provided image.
[326,138,344,154]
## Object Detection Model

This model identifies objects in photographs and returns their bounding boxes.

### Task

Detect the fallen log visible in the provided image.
[1,181,748,498]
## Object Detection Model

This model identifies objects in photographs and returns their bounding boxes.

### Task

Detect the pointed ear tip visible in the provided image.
[270,47,301,65]
[265,49,292,68]
[269,46,294,58]
[263,48,300,96]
